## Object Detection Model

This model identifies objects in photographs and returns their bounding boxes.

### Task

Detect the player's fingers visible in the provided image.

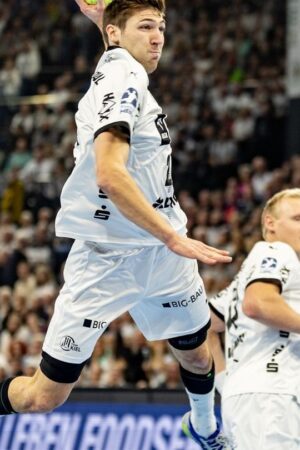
[195,254,218,265]
[190,244,232,263]
[201,243,231,255]
[194,241,232,257]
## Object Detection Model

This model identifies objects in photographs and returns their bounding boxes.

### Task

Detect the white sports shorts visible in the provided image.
[43,240,210,363]
[222,393,300,450]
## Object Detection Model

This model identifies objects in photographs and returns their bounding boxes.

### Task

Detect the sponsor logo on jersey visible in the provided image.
[227,333,245,360]
[104,54,115,63]
[260,257,278,272]
[94,206,111,221]
[279,330,290,338]
[225,282,239,331]
[162,287,203,308]
[83,319,107,329]
[266,331,289,373]
[155,114,171,145]
[98,93,116,122]
[280,265,290,284]
[60,336,81,352]
[152,194,177,209]
[92,71,105,85]
[98,188,108,199]
[120,87,139,115]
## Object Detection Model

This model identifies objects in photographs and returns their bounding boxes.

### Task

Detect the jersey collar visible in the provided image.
[107,45,122,51]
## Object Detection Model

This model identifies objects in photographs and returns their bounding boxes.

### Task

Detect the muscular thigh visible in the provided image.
[43,241,148,369]
[223,393,300,450]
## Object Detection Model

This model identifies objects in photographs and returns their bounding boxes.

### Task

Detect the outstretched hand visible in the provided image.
[74,0,105,31]
[166,235,232,265]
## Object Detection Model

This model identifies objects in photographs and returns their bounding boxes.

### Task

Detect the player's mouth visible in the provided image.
[150,51,161,59]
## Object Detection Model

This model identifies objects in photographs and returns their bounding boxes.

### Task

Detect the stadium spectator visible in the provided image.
[0,57,22,97]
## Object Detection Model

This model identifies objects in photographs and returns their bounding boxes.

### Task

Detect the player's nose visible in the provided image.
[150,28,164,45]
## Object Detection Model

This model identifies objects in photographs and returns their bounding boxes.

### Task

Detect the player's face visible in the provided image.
[119,9,165,73]
[267,198,300,252]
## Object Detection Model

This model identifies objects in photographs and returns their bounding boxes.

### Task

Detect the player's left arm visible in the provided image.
[243,281,300,333]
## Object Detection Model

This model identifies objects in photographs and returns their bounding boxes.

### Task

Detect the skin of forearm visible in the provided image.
[243,292,300,333]
[99,165,177,244]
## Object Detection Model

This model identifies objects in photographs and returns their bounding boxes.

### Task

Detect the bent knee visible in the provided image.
[180,348,212,371]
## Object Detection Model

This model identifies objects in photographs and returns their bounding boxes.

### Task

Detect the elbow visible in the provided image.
[96,168,122,195]
[242,296,261,320]
[96,172,110,192]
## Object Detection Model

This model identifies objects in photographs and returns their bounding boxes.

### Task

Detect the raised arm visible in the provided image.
[74,0,105,34]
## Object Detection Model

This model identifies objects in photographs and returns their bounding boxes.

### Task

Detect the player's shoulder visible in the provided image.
[98,47,148,84]
[250,240,298,263]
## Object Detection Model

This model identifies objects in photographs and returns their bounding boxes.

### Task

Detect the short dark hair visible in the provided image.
[103,0,166,45]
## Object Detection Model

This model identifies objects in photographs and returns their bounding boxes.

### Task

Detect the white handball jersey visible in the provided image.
[55,47,187,246]
[210,241,300,400]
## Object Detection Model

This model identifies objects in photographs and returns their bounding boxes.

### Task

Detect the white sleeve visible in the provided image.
[92,60,148,141]
[245,243,294,292]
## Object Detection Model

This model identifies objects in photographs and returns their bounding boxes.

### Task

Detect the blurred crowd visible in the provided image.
[0,0,293,389]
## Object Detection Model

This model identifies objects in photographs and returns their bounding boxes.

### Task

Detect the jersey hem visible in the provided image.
[56,230,165,247]
[55,226,187,246]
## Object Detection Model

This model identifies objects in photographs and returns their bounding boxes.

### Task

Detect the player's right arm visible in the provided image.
[74,0,105,34]
[94,130,231,264]
[243,281,300,333]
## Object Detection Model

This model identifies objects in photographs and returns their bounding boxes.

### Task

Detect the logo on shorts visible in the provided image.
[60,336,81,352]
[83,319,107,329]
[162,287,204,308]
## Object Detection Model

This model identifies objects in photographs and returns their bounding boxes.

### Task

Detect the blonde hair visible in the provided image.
[261,188,300,239]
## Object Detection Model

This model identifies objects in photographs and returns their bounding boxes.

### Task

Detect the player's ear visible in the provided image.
[264,213,276,235]
[106,24,121,45]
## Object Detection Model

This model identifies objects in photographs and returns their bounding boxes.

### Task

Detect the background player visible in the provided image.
[209,188,300,449]
[0,1,232,449]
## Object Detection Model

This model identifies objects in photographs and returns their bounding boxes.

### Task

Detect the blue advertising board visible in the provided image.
[0,402,221,450]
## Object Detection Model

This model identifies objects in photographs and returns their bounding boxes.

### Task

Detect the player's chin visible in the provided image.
[147,61,159,74]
